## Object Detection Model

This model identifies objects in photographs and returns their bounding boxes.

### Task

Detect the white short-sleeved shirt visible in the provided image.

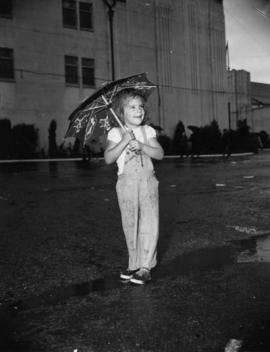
[107,125,156,175]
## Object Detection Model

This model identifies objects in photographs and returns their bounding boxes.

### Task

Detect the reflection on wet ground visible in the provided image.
[0,153,259,177]
[0,159,105,178]
[232,234,270,263]
[3,234,270,314]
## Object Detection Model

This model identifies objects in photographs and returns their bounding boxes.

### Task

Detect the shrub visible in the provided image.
[48,120,58,158]
[157,134,172,155]
[0,119,12,159]
[12,123,38,158]
[258,131,270,148]
[188,120,222,155]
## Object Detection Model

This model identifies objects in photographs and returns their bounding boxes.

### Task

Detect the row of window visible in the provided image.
[65,55,95,86]
[63,0,93,30]
[0,0,93,31]
[0,48,95,88]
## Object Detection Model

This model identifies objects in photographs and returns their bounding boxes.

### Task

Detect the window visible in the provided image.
[79,2,93,30]
[62,0,93,31]
[65,55,95,87]
[65,56,79,85]
[0,48,14,80]
[0,0,12,18]
[62,0,77,28]
[82,58,95,86]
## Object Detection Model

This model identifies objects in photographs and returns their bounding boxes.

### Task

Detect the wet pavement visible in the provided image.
[1,152,270,351]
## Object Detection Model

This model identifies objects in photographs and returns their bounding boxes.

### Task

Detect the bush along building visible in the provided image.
[0,0,269,158]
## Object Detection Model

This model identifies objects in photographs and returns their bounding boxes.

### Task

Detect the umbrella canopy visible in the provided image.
[65,73,156,146]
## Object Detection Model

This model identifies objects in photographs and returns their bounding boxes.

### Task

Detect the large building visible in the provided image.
[251,82,270,134]
[227,69,270,136]
[0,0,229,152]
[227,69,252,130]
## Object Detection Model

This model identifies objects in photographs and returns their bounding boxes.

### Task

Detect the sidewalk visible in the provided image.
[0,151,256,163]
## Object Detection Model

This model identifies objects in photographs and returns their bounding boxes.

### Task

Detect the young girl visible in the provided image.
[104,88,164,285]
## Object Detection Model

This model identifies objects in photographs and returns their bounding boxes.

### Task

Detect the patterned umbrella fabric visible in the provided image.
[65,73,156,146]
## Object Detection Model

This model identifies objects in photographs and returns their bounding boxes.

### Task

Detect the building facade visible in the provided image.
[0,0,229,152]
[227,69,252,130]
[251,82,270,134]
[227,69,270,135]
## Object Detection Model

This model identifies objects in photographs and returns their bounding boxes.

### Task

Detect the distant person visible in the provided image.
[172,121,188,157]
[256,133,263,151]
[221,129,231,157]
[66,142,73,157]
[190,131,200,158]
[82,145,92,162]
[104,88,164,285]
[179,132,188,158]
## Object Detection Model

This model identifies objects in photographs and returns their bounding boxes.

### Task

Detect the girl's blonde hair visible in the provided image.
[112,88,149,125]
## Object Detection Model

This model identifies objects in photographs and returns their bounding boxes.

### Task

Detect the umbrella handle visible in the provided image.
[101,95,125,131]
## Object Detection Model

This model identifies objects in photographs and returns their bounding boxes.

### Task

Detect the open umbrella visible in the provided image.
[64,73,157,146]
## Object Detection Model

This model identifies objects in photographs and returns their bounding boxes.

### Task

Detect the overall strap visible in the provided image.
[117,127,124,138]
[141,125,148,144]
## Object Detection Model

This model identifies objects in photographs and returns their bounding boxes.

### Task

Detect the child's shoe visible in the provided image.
[130,268,151,285]
[120,268,139,280]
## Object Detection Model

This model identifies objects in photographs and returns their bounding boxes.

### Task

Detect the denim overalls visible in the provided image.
[116,126,159,270]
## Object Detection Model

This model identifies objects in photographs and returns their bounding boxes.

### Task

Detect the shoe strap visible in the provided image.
[141,267,150,272]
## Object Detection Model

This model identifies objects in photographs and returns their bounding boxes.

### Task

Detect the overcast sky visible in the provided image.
[224,0,270,84]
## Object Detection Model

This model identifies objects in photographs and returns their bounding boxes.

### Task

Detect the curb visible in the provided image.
[0,153,256,164]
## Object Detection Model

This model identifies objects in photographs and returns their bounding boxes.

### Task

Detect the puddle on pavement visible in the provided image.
[2,234,270,315]
[231,234,270,263]
[156,245,236,278]
[10,276,121,312]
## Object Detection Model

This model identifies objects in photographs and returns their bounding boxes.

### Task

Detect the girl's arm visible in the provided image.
[141,137,164,160]
[104,130,134,164]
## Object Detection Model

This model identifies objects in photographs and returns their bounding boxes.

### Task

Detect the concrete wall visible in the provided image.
[114,0,229,136]
[251,107,270,134]
[251,82,270,134]
[227,69,252,130]
[0,0,229,152]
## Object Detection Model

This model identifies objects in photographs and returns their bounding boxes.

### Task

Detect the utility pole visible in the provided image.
[103,0,126,81]
[228,102,231,130]
[226,41,230,71]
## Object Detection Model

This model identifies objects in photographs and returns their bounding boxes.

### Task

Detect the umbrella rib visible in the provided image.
[108,85,118,103]
[85,104,108,111]
[101,95,125,130]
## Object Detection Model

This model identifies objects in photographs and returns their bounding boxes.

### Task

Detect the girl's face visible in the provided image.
[122,96,145,128]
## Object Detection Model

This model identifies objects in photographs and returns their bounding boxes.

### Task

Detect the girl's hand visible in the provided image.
[128,139,142,152]
[122,129,135,145]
